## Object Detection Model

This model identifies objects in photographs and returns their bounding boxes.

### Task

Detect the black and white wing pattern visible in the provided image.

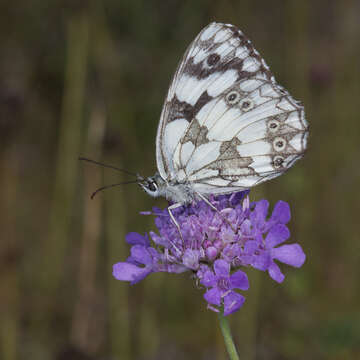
[156,22,308,195]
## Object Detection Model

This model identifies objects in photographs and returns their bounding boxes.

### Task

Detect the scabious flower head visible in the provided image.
[113,191,306,315]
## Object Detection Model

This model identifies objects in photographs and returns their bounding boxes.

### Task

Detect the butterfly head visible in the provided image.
[137,173,165,198]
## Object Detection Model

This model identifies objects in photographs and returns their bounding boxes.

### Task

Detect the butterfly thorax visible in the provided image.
[138,173,196,204]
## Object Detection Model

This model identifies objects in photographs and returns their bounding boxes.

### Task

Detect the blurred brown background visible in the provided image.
[0,1,359,359]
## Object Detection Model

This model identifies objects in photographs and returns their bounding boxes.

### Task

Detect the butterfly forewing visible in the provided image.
[156,22,308,195]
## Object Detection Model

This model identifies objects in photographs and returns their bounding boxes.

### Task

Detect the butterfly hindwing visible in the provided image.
[156,22,308,194]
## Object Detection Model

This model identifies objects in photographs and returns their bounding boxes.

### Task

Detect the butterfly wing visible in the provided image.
[156,22,308,194]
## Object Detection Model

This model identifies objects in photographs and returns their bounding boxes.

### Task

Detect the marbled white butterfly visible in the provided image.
[138,22,308,216]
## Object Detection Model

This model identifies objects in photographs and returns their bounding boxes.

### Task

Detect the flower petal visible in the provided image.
[149,231,169,247]
[205,246,218,261]
[126,232,149,246]
[223,291,245,316]
[113,262,150,283]
[125,255,137,265]
[130,245,152,265]
[230,270,249,290]
[201,270,217,287]
[214,259,230,277]
[219,226,236,243]
[265,224,290,248]
[251,251,271,271]
[222,244,240,263]
[204,287,222,306]
[182,249,200,270]
[251,200,269,228]
[268,261,285,283]
[196,264,210,281]
[240,219,252,236]
[130,268,153,284]
[271,201,291,224]
[244,240,258,253]
[272,244,306,268]
[229,190,249,207]
[163,264,187,273]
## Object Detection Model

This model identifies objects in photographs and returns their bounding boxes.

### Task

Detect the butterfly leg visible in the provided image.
[167,203,184,253]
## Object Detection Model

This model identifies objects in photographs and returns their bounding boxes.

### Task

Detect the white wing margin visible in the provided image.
[156,22,308,194]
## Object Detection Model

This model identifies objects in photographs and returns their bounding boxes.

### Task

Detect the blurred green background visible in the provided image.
[1,0,359,359]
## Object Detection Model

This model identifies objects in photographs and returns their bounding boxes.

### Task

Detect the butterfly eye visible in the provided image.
[207,53,220,66]
[226,90,241,105]
[239,98,254,111]
[148,181,158,192]
[273,155,285,168]
[273,137,286,152]
[268,119,280,133]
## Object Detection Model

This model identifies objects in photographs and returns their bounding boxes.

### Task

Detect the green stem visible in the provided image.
[218,312,240,360]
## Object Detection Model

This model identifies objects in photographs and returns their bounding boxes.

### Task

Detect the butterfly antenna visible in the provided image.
[90,181,138,199]
[79,157,137,177]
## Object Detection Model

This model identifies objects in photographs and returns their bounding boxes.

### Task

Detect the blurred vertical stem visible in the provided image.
[38,9,89,337]
[104,172,130,359]
[330,1,360,299]
[218,312,239,360]
[70,100,106,354]
[284,0,309,99]
[89,2,131,358]
[0,146,20,360]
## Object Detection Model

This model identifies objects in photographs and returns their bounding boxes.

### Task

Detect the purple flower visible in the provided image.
[113,192,306,315]
[265,224,306,283]
[113,233,158,284]
[200,259,249,316]
[243,216,306,283]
